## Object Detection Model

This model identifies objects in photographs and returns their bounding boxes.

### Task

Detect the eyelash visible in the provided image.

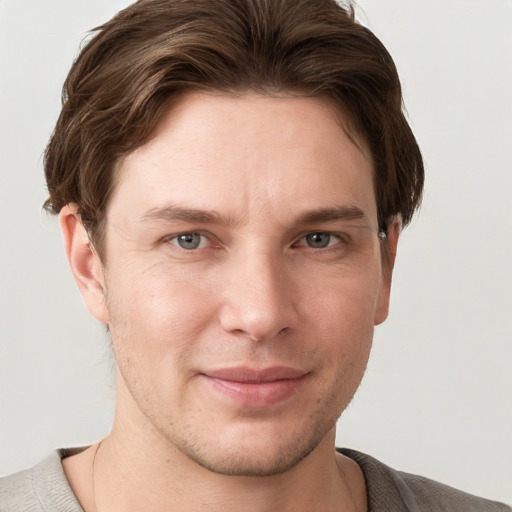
[165,231,349,253]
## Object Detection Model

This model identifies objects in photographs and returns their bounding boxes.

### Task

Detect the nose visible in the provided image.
[218,249,299,342]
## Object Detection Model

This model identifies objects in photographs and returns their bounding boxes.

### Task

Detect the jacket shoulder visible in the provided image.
[0,450,83,512]
[339,448,510,512]
[0,467,43,512]
[396,470,511,512]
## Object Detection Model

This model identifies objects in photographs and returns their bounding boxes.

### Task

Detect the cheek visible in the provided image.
[303,271,379,378]
[106,261,220,370]
[306,267,381,333]
[105,266,220,417]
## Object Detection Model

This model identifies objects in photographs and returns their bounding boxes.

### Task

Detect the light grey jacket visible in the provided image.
[1,448,510,511]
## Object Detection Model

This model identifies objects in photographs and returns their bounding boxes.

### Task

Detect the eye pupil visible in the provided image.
[306,232,330,248]
[177,233,201,249]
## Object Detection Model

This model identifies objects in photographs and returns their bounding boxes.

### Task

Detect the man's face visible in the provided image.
[90,92,393,476]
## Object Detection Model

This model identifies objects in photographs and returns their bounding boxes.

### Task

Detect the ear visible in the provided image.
[374,219,400,326]
[59,204,109,324]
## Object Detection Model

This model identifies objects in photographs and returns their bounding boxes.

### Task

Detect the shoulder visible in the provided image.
[0,450,84,512]
[0,465,41,512]
[395,469,511,512]
[339,448,511,512]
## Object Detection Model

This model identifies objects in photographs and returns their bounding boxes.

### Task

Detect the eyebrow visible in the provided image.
[140,205,237,227]
[139,204,370,228]
[295,205,369,226]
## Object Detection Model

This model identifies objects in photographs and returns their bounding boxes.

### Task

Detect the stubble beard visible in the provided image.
[135,373,353,478]
[112,339,368,479]
[113,342,367,479]
[168,413,340,478]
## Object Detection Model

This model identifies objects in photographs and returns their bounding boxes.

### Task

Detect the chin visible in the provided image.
[181,442,317,477]
[169,416,337,478]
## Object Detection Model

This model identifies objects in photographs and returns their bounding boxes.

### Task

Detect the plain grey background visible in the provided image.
[1,0,511,504]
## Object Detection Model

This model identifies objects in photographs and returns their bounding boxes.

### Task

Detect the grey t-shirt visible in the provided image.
[0,447,510,511]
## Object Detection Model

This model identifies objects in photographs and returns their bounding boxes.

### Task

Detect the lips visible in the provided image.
[201,366,308,408]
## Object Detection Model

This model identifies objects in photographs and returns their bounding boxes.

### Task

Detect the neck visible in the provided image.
[90,420,363,512]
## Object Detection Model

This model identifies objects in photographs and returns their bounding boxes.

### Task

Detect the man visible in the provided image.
[0,0,509,510]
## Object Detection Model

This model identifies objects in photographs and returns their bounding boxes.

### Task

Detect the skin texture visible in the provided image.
[60,92,398,512]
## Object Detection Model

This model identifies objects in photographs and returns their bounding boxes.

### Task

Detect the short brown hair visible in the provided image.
[44,0,423,256]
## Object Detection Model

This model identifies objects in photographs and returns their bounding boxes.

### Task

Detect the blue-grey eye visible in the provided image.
[175,233,203,250]
[305,232,332,248]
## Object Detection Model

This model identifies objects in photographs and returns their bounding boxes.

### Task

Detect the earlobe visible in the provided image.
[374,220,400,326]
[59,204,109,324]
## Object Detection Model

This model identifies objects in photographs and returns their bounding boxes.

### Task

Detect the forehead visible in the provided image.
[108,91,376,228]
